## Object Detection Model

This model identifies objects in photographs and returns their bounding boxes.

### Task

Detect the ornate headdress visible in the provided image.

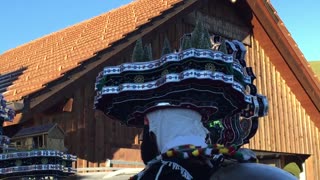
[94,20,268,148]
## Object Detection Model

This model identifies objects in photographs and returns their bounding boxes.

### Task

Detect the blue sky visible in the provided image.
[0,0,132,53]
[0,0,319,61]
[271,0,320,61]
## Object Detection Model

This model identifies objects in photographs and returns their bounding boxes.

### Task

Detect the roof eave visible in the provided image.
[247,0,320,113]
[11,132,49,140]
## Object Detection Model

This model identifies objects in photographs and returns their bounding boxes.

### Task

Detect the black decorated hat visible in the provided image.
[95,47,266,121]
[94,21,268,147]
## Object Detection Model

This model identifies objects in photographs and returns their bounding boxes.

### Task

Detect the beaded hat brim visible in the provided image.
[94,48,267,127]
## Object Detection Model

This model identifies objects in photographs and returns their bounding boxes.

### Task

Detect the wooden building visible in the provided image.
[0,0,319,179]
[11,123,66,151]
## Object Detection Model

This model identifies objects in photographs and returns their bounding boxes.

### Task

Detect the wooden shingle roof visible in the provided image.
[0,0,182,102]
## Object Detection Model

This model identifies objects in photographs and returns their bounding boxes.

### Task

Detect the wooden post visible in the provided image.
[296,101,306,154]
[290,93,299,153]
[310,117,317,179]
[254,40,263,150]
[281,79,290,152]
[276,71,285,152]
[265,57,275,151]
[259,43,270,151]
[305,156,315,180]
[271,65,281,152]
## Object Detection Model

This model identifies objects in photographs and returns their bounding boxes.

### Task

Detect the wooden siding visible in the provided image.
[28,82,142,169]
[243,38,320,179]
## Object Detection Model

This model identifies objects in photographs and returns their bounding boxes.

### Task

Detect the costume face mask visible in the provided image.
[147,108,209,153]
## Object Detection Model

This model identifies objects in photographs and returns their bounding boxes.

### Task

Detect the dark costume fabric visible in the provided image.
[141,125,159,164]
[138,125,209,180]
[131,158,213,180]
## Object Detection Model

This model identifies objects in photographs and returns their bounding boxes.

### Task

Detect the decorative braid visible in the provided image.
[155,144,245,162]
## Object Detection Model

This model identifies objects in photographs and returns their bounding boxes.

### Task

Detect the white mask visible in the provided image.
[147,108,209,153]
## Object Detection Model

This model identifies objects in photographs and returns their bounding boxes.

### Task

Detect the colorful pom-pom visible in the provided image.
[216,144,224,148]
[192,149,200,157]
[166,150,174,157]
[219,148,229,154]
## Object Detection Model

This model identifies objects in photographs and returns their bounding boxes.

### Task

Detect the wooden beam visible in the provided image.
[62,98,74,112]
